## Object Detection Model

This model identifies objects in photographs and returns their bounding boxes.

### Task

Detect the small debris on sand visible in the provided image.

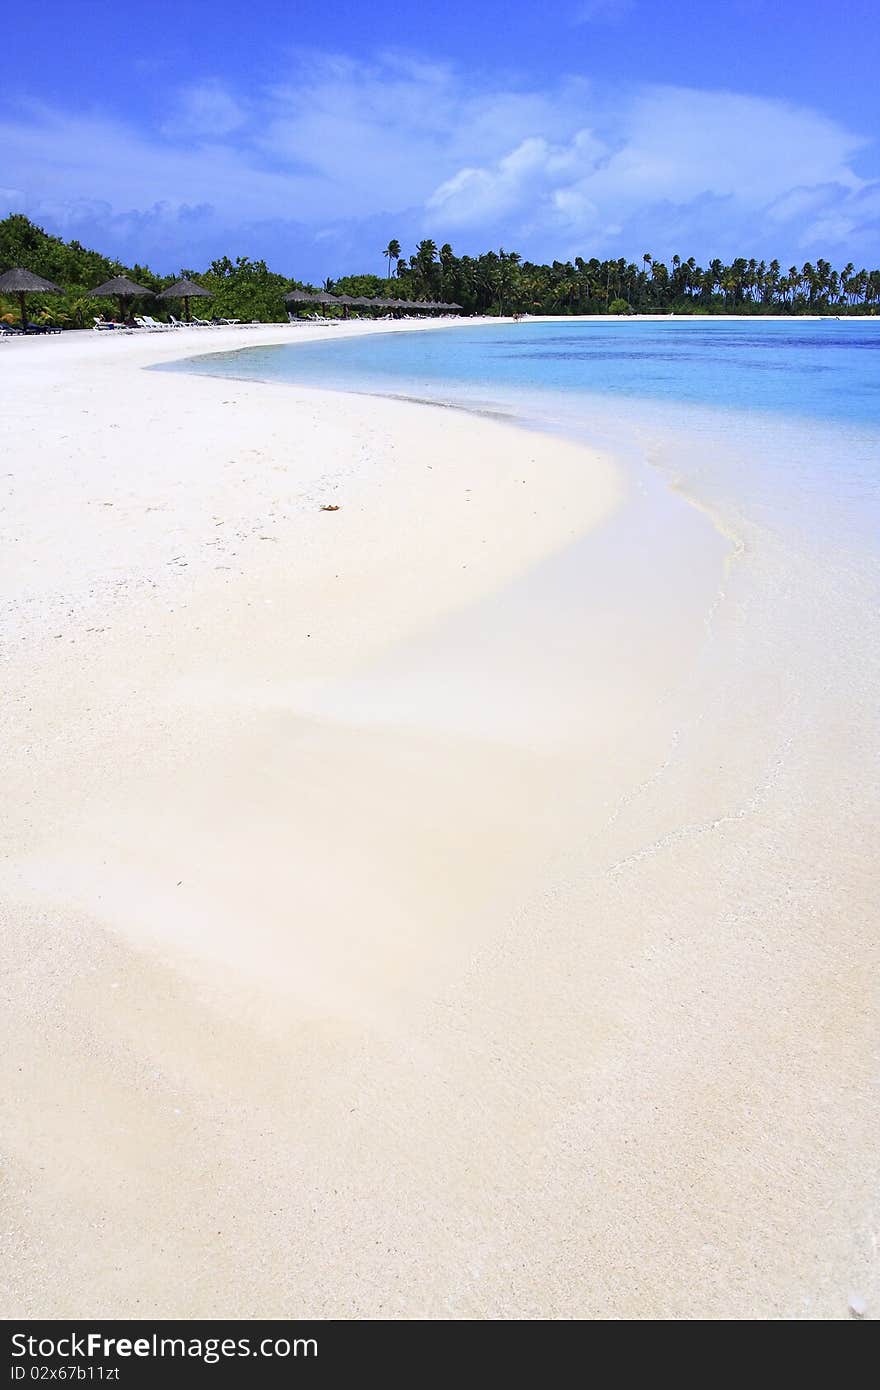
[320,504,341,512]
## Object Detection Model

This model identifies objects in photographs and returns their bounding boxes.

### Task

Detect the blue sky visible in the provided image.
[2,0,878,279]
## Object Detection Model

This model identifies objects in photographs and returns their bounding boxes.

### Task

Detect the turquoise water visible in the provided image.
[170,318,880,425]
[168,319,880,557]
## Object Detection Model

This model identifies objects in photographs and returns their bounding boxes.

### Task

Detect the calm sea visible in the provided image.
[168,318,880,558]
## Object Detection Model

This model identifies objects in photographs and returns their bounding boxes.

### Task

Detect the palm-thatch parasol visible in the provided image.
[89,275,154,324]
[331,294,356,318]
[285,289,334,316]
[0,266,63,329]
[159,276,212,323]
[284,288,321,304]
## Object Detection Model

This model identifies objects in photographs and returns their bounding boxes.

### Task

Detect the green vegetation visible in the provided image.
[2,213,878,327]
[386,241,880,315]
[0,215,316,326]
[382,239,401,281]
[190,255,301,323]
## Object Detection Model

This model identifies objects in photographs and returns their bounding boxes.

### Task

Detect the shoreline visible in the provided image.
[2,321,876,1320]
[0,318,625,649]
[2,320,643,1314]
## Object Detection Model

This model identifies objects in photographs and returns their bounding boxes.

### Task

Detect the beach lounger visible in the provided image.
[93,316,126,330]
[139,315,174,330]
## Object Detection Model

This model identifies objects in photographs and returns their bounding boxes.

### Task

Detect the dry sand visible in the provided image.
[1,321,876,1320]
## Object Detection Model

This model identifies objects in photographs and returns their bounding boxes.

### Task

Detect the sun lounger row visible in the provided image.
[1,321,62,336]
[92,315,260,332]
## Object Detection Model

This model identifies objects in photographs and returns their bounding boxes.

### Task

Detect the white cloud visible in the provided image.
[162,80,248,138]
[0,54,877,278]
[429,137,568,226]
[765,186,836,225]
[798,184,880,253]
[573,0,635,23]
[425,83,872,257]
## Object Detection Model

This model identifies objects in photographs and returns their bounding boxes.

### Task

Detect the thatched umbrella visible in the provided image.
[159,276,211,323]
[332,294,356,319]
[0,266,63,330]
[284,288,321,304]
[285,289,343,318]
[89,275,153,324]
[284,289,311,318]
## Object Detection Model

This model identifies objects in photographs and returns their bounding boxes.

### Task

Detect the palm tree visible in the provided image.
[414,239,438,296]
[496,248,521,315]
[650,260,669,297]
[553,272,582,314]
[671,253,681,300]
[382,239,401,282]
[439,243,454,300]
[641,253,652,308]
[800,262,813,305]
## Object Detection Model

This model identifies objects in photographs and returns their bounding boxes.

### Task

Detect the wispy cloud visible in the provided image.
[0,52,876,278]
[572,0,636,24]
[162,80,248,138]
[428,85,866,239]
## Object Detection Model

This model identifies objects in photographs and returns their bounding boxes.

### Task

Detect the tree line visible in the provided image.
[368,240,880,315]
[1,214,877,326]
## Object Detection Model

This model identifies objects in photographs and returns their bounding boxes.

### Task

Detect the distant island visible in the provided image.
[1,213,877,326]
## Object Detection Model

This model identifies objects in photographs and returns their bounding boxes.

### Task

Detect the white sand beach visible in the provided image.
[1,322,877,1320]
